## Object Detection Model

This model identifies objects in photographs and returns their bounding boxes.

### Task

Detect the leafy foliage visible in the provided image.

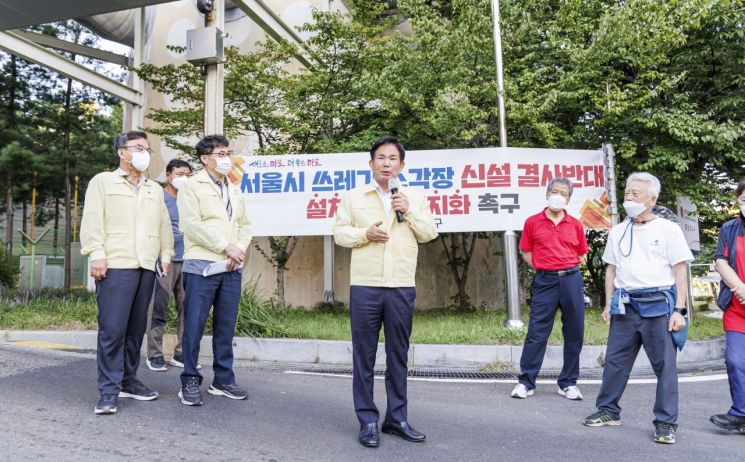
[235,277,289,338]
[0,20,121,281]
[137,0,744,307]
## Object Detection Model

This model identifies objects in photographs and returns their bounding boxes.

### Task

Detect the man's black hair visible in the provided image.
[195,134,230,164]
[166,159,192,174]
[114,131,148,150]
[369,135,405,161]
[736,177,745,199]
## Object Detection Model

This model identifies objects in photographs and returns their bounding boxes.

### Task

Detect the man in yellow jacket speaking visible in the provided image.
[333,136,438,448]
[80,131,174,415]
[176,135,252,407]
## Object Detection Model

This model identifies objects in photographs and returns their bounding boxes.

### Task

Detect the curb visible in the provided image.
[0,330,725,370]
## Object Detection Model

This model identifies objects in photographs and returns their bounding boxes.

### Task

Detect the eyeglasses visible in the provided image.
[209,151,235,159]
[122,144,154,155]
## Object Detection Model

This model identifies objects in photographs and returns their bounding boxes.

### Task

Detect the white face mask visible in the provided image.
[622,200,647,218]
[740,205,745,217]
[130,151,150,172]
[171,176,188,190]
[215,157,232,176]
[546,194,567,212]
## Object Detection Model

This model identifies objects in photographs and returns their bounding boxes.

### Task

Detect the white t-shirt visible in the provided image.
[602,217,694,290]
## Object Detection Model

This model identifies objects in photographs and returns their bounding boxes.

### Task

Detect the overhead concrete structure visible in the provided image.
[0,30,139,103]
[0,0,172,31]
[0,0,171,133]
[8,29,129,65]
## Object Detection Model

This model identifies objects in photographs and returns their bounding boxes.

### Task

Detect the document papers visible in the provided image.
[202,260,243,277]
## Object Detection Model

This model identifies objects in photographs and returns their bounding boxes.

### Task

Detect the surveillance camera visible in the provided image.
[197,0,214,14]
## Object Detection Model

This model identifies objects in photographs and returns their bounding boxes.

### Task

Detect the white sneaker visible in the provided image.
[170,356,201,370]
[558,385,583,400]
[510,383,534,399]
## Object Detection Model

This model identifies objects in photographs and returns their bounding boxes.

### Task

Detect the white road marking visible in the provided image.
[284,370,729,384]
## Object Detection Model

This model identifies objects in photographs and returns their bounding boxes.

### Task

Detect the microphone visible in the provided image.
[388,178,404,223]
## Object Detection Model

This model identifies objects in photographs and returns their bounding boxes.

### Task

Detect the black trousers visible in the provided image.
[350,285,416,425]
[95,268,155,395]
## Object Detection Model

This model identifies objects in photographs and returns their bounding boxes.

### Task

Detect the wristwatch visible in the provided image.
[674,307,688,316]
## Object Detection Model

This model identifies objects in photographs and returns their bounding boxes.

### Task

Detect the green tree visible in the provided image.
[500,0,744,219]
[137,0,745,309]
[136,43,301,305]
[0,20,123,284]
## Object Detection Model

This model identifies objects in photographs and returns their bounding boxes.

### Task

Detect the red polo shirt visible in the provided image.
[717,218,745,334]
[519,208,588,271]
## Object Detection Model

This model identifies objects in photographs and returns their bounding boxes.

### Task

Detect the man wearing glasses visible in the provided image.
[176,135,252,406]
[81,131,174,415]
[145,159,194,372]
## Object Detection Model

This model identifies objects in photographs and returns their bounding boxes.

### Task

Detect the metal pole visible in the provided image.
[18,228,50,291]
[73,175,79,242]
[30,172,36,241]
[687,262,694,323]
[492,0,507,149]
[203,0,225,135]
[323,236,335,301]
[602,143,620,226]
[491,0,523,328]
[130,7,145,130]
[504,231,523,328]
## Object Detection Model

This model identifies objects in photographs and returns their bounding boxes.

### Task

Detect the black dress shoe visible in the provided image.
[381,421,426,442]
[358,423,379,447]
[711,413,745,433]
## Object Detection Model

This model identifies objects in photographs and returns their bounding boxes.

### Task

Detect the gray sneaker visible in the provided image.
[119,379,158,401]
[170,355,201,370]
[208,382,248,400]
[146,357,168,372]
[582,409,622,427]
[94,394,118,415]
[653,422,676,444]
[179,377,203,406]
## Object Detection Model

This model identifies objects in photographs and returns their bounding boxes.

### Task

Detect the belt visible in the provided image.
[536,266,579,277]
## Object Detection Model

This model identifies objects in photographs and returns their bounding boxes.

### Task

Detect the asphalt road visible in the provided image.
[0,342,742,462]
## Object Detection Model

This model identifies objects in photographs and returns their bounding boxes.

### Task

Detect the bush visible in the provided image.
[234,276,288,338]
[0,243,17,291]
[312,300,347,313]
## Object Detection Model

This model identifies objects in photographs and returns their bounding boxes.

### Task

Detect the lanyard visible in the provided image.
[618,219,634,257]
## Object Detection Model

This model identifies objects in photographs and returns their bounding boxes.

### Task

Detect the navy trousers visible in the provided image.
[95,268,156,395]
[180,271,242,387]
[518,270,585,390]
[596,304,678,425]
[350,285,416,425]
[726,330,745,417]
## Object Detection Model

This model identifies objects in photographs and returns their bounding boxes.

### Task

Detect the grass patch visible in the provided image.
[234,278,288,338]
[0,289,98,330]
[258,306,725,345]
[0,289,725,345]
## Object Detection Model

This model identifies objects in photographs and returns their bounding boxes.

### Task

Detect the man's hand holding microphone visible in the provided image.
[389,178,409,222]
[365,179,410,243]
